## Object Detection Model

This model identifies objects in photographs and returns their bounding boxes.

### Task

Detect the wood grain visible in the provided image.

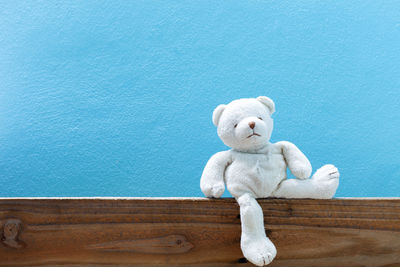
[1,198,400,266]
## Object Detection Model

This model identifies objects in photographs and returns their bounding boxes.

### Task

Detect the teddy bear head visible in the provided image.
[212,96,275,152]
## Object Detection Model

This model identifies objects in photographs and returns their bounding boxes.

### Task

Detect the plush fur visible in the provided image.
[201,97,339,266]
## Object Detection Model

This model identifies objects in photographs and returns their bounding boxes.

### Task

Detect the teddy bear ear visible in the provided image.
[257,96,275,115]
[212,104,226,127]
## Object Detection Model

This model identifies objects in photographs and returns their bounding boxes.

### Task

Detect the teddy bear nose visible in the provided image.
[248,121,255,129]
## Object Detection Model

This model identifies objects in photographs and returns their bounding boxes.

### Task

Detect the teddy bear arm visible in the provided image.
[200,151,232,198]
[278,141,312,179]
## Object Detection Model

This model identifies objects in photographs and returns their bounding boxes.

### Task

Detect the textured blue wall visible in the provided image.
[0,1,399,197]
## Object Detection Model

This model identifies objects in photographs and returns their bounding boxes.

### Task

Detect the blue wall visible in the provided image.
[1,1,399,197]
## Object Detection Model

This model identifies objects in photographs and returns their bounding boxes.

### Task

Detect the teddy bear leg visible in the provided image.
[237,194,276,266]
[273,164,339,199]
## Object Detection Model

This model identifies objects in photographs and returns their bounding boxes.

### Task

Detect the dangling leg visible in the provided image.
[273,164,339,199]
[237,193,276,266]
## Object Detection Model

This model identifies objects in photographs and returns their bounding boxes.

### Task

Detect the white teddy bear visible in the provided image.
[200,96,339,266]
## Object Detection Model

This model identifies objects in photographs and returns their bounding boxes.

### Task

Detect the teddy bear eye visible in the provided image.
[258,117,263,120]
[234,123,238,128]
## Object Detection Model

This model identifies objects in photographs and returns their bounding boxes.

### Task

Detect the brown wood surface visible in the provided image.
[1,198,400,266]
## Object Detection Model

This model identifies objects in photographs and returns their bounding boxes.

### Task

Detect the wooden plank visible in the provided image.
[1,198,400,266]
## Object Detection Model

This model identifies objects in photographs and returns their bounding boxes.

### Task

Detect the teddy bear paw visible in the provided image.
[201,182,225,198]
[290,163,312,179]
[241,236,277,266]
[211,183,225,198]
[311,164,340,199]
